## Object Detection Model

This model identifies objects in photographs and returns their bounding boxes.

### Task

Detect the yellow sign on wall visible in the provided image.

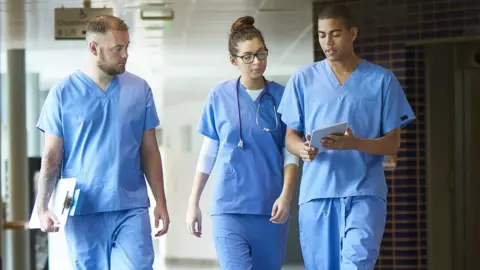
[54,7,113,40]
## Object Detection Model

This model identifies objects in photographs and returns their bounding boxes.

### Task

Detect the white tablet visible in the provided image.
[309,122,348,151]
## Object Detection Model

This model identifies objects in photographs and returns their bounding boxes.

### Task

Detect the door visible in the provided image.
[425,41,480,270]
[425,43,456,270]
[454,41,480,270]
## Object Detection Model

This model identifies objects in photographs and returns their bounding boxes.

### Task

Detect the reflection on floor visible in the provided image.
[47,233,305,270]
[157,264,304,270]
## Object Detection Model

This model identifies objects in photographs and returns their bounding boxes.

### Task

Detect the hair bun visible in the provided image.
[231,16,255,32]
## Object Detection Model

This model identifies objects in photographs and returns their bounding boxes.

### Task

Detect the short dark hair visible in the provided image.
[85,15,129,35]
[317,3,355,28]
[228,16,266,56]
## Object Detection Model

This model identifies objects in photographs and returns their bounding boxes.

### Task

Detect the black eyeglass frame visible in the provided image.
[232,49,269,64]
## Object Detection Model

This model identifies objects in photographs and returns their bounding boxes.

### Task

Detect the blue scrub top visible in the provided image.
[278,60,415,204]
[198,79,286,216]
[36,71,160,215]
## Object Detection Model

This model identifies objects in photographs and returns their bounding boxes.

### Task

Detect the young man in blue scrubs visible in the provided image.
[278,3,415,270]
[36,15,170,270]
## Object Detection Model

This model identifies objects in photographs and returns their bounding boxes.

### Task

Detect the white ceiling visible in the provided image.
[0,0,314,89]
[0,0,312,48]
[131,0,313,66]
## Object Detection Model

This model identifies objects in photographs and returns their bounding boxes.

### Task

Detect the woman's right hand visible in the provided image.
[186,203,202,238]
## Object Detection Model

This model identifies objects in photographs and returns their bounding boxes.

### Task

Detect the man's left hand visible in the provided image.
[321,127,358,150]
[153,204,170,237]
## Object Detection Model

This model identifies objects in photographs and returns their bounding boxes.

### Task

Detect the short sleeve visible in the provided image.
[36,87,63,138]
[381,73,416,135]
[276,89,288,150]
[279,120,287,149]
[197,91,219,140]
[144,86,160,131]
[277,73,305,132]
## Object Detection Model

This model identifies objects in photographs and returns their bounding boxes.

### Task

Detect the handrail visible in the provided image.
[3,221,26,230]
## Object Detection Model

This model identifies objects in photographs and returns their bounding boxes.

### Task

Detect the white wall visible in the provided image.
[160,100,217,260]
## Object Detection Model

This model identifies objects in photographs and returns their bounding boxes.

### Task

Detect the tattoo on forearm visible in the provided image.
[38,153,61,210]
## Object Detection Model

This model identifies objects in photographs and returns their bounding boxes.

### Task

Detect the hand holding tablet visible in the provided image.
[309,122,349,152]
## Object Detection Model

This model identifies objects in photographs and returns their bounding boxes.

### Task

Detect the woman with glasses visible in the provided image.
[186,16,299,269]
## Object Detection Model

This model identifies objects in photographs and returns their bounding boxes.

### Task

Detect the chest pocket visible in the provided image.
[346,95,381,139]
[118,93,145,139]
[120,99,144,123]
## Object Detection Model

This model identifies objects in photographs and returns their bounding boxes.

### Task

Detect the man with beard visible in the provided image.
[35,15,170,270]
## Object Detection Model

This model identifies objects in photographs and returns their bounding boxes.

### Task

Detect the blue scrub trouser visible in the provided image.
[299,196,386,270]
[64,207,154,270]
[211,214,289,270]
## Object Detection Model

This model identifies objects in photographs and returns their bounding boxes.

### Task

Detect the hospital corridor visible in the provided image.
[0,0,479,269]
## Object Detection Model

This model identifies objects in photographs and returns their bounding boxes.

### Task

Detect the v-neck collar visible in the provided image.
[75,70,119,98]
[324,59,365,91]
[237,79,269,105]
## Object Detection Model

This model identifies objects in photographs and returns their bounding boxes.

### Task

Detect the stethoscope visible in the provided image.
[235,76,279,149]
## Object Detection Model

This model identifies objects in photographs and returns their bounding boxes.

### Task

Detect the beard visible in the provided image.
[97,50,126,76]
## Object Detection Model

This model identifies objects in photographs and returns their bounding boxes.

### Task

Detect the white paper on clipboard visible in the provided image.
[28,177,81,230]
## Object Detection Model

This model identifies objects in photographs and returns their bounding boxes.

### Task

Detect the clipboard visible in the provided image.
[28,177,83,230]
[309,122,348,152]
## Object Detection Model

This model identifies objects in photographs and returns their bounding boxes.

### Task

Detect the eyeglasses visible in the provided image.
[234,49,269,64]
